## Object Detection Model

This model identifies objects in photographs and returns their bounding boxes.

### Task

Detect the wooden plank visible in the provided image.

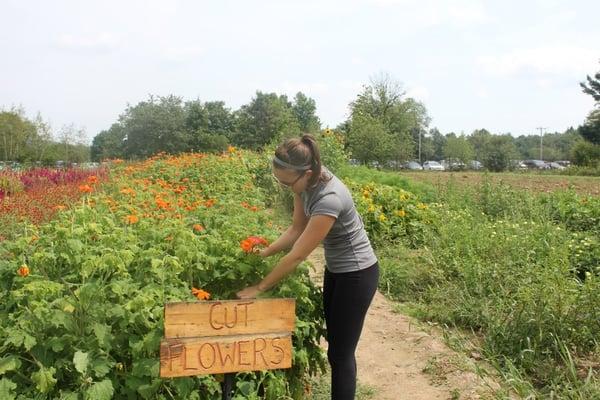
[164,298,295,339]
[159,333,292,377]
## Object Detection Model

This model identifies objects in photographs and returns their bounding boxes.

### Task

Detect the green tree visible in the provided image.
[468,129,492,162]
[91,123,126,161]
[233,91,299,149]
[29,113,54,163]
[481,134,518,172]
[120,95,189,158]
[348,73,427,163]
[443,135,474,167]
[347,115,394,165]
[292,92,320,133]
[571,139,600,166]
[0,108,36,162]
[428,128,446,161]
[580,63,600,103]
[184,100,233,152]
[578,109,600,145]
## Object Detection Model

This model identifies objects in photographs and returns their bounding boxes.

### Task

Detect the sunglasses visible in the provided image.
[272,170,305,188]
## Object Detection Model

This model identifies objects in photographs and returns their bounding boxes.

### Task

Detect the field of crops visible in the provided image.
[340,165,600,398]
[0,151,329,399]
[397,170,600,197]
[1,153,599,399]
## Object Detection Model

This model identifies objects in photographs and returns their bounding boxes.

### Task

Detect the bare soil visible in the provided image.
[307,247,507,400]
[399,171,599,196]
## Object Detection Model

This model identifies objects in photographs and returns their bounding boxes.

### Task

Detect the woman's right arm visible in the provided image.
[262,193,309,257]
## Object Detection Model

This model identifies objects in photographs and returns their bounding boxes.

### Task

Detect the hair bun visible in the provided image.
[301,134,315,144]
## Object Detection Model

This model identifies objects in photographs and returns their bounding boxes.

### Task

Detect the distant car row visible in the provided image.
[515,160,570,170]
[348,159,571,171]
[0,161,100,171]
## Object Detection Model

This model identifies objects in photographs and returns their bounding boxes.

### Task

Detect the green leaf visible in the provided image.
[85,379,114,400]
[67,239,84,253]
[237,380,255,396]
[23,333,37,351]
[0,378,17,400]
[73,351,89,375]
[131,359,158,377]
[0,356,21,375]
[92,323,112,349]
[91,358,112,378]
[59,391,79,400]
[31,366,57,393]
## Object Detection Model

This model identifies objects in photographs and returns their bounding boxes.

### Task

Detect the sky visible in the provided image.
[1,0,599,144]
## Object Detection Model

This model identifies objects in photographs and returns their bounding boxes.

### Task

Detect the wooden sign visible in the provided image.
[160,298,295,377]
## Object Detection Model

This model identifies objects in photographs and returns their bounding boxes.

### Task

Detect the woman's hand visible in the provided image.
[236,285,264,299]
[254,247,269,257]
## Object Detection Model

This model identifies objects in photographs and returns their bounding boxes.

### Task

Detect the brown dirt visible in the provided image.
[307,247,507,400]
[399,171,600,196]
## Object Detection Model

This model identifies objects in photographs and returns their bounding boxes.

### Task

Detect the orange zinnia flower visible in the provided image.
[240,235,269,253]
[205,199,216,208]
[79,185,93,193]
[17,265,30,277]
[120,188,136,196]
[193,224,204,232]
[125,215,139,224]
[191,287,211,300]
[87,175,99,184]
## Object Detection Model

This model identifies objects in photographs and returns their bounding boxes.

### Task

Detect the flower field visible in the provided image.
[0,151,325,399]
[0,167,108,241]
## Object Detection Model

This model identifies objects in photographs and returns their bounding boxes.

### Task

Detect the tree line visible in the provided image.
[0,108,89,166]
[2,68,598,172]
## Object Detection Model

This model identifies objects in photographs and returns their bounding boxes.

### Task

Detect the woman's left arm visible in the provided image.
[236,215,336,299]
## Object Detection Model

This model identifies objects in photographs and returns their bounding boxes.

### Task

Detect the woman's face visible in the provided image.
[272,168,312,194]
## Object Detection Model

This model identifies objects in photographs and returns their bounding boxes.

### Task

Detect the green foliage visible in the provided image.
[120,95,189,159]
[443,134,474,166]
[372,173,600,398]
[481,134,519,172]
[578,109,600,146]
[580,64,600,103]
[0,173,24,195]
[233,92,300,149]
[0,151,326,399]
[346,180,438,248]
[91,123,126,161]
[347,114,394,164]
[292,93,321,133]
[346,74,426,163]
[315,129,349,175]
[571,140,600,167]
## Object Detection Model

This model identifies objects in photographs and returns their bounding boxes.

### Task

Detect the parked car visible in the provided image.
[404,161,423,170]
[445,160,466,171]
[469,160,483,170]
[422,161,445,171]
[548,162,566,170]
[522,160,550,170]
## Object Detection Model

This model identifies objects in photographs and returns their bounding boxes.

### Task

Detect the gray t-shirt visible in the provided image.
[301,167,378,273]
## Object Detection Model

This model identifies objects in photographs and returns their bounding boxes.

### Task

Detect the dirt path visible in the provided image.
[307,247,504,400]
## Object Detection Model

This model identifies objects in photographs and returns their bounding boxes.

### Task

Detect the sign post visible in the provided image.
[160,298,296,398]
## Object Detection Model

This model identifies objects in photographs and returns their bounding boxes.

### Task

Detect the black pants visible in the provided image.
[323,262,379,400]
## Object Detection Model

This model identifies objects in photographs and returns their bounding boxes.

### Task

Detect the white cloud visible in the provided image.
[160,44,205,62]
[406,85,430,101]
[55,32,119,51]
[477,45,598,77]
[366,0,488,26]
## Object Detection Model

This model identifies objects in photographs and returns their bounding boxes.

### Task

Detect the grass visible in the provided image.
[309,368,377,400]
[348,167,600,399]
